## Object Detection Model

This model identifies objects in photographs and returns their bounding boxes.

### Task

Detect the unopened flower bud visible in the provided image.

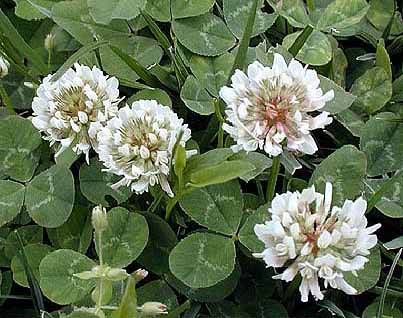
[140,302,168,316]
[133,268,148,283]
[92,205,108,232]
[106,267,128,281]
[0,56,9,78]
[24,82,35,89]
[44,33,55,51]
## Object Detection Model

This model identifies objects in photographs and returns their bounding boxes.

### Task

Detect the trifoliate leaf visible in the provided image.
[169,232,236,288]
[25,165,75,228]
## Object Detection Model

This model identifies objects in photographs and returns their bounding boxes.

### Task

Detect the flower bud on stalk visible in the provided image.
[92,205,108,232]
[133,268,148,283]
[139,302,168,316]
[44,33,55,51]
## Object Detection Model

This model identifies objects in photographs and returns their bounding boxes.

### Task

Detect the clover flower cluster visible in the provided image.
[253,183,381,302]
[219,53,334,157]
[97,100,193,196]
[31,63,193,196]
[31,63,121,162]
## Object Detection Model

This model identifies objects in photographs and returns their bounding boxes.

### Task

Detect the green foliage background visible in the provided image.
[0,0,402,317]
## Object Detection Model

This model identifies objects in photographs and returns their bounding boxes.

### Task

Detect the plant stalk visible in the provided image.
[266,155,281,202]
[0,82,15,114]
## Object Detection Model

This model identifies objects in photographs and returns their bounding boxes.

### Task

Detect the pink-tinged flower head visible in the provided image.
[219,54,334,156]
[253,182,381,302]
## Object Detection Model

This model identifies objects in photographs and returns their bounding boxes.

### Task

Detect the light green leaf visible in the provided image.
[238,204,269,253]
[335,108,366,137]
[283,30,332,66]
[223,0,277,39]
[25,165,75,228]
[11,243,53,288]
[137,280,178,311]
[144,0,170,22]
[319,75,356,114]
[79,160,131,207]
[51,1,162,82]
[171,0,215,19]
[360,112,403,176]
[270,0,311,28]
[230,152,272,182]
[367,0,395,32]
[189,53,234,97]
[317,0,370,32]
[179,180,243,235]
[166,263,241,302]
[189,160,255,188]
[180,76,215,115]
[13,0,56,20]
[55,147,80,168]
[365,177,403,218]
[96,207,148,268]
[113,274,137,318]
[384,236,403,250]
[309,145,367,206]
[87,0,146,24]
[169,232,236,288]
[137,213,177,275]
[173,13,236,56]
[128,88,172,107]
[376,40,392,79]
[0,180,25,227]
[344,247,381,294]
[39,249,96,305]
[350,67,392,115]
[0,116,41,182]
[184,148,234,179]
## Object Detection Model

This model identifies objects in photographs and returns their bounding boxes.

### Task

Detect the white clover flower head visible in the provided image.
[31,63,122,163]
[219,54,334,157]
[0,56,9,78]
[253,182,381,302]
[97,100,193,197]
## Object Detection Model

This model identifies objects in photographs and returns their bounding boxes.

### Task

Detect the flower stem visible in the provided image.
[266,155,281,202]
[96,231,104,311]
[0,82,15,114]
[47,50,52,70]
[214,98,224,148]
[306,0,315,12]
[165,196,178,221]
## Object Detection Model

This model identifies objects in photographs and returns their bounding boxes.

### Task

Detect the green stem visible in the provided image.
[166,300,191,318]
[47,49,52,70]
[214,99,224,148]
[0,82,15,114]
[306,0,315,12]
[256,180,265,205]
[266,155,281,202]
[165,196,178,221]
[370,286,403,299]
[96,231,104,311]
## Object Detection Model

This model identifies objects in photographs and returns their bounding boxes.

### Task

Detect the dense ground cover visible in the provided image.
[0,0,402,317]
